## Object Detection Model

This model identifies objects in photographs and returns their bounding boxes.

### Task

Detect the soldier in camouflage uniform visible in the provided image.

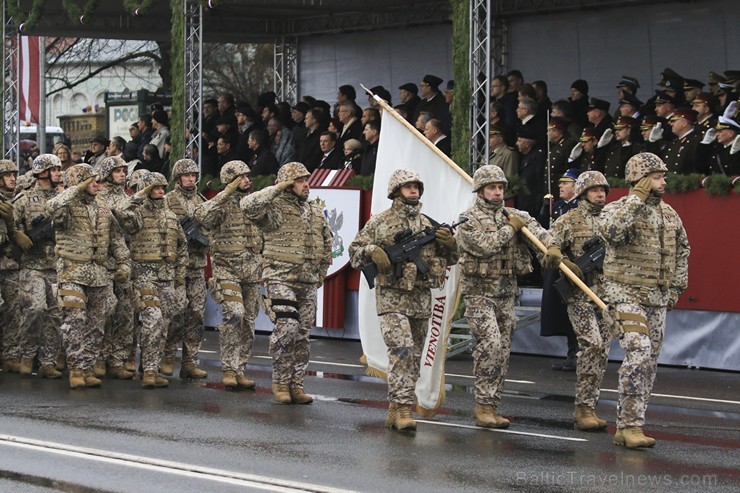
[241,162,332,405]
[455,165,562,428]
[195,160,261,389]
[349,169,458,431]
[95,156,140,378]
[13,154,63,377]
[549,170,611,431]
[128,172,189,388]
[47,164,130,389]
[600,153,690,449]
[162,159,209,379]
[0,161,23,372]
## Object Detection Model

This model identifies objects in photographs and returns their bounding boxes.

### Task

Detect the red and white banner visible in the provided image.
[358,93,474,415]
[19,36,41,124]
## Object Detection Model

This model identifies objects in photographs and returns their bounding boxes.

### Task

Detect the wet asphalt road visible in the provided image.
[0,332,738,493]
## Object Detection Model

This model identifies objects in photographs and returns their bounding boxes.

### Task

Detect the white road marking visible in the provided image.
[444,372,535,384]
[415,420,588,442]
[599,389,740,406]
[0,434,357,493]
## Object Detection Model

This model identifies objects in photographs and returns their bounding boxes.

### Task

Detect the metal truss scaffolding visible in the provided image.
[469,0,491,168]
[274,37,298,105]
[184,0,203,171]
[2,7,19,164]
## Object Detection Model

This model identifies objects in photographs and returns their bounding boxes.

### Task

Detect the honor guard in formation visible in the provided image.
[548,171,611,431]
[47,164,130,389]
[95,156,140,378]
[0,160,22,372]
[163,159,210,380]
[13,154,63,377]
[127,172,188,389]
[454,165,563,429]
[349,169,459,431]
[241,162,333,405]
[600,153,690,448]
[194,160,262,389]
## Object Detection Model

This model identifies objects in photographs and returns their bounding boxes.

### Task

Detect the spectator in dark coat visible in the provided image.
[248,130,279,176]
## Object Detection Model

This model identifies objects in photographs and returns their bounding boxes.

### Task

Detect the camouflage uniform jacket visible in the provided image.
[96,182,141,235]
[241,185,332,285]
[128,198,188,283]
[13,184,57,270]
[600,194,690,307]
[349,198,459,317]
[0,188,20,271]
[549,199,605,303]
[195,188,262,283]
[47,186,130,287]
[165,185,208,272]
[456,198,554,298]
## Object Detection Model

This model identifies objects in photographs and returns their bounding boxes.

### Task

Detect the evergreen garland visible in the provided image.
[250,174,277,191]
[122,0,155,15]
[450,0,471,174]
[665,172,703,194]
[6,0,46,31]
[607,176,628,189]
[703,174,733,197]
[169,0,185,166]
[60,0,101,24]
[346,174,375,190]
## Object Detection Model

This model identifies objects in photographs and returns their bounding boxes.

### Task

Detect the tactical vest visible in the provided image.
[459,206,518,278]
[55,201,111,265]
[262,198,324,265]
[165,189,204,218]
[564,205,600,257]
[210,197,262,254]
[130,205,179,263]
[20,187,56,260]
[603,201,678,288]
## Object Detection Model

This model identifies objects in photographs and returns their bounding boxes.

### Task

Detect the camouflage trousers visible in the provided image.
[615,302,666,428]
[102,279,135,368]
[18,268,61,366]
[135,280,185,372]
[378,312,428,405]
[165,271,207,366]
[464,295,516,408]
[58,282,116,371]
[0,270,21,361]
[267,281,316,388]
[567,301,610,408]
[216,278,259,373]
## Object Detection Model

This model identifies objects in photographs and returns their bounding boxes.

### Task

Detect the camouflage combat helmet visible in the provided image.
[625,152,668,183]
[31,153,62,176]
[63,163,98,188]
[276,161,310,183]
[0,159,18,176]
[140,171,168,189]
[172,158,199,180]
[472,164,507,192]
[128,169,149,191]
[15,170,35,192]
[575,170,610,197]
[219,160,251,184]
[96,156,127,182]
[386,168,424,199]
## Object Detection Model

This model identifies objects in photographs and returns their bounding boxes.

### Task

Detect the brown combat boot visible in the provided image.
[142,370,169,389]
[385,402,397,428]
[107,366,134,380]
[222,370,238,389]
[38,364,62,379]
[19,357,34,376]
[394,404,417,431]
[4,359,21,373]
[613,426,656,449]
[272,383,292,404]
[573,405,608,431]
[236,373,256,390]
[83,370,102,388]
[289,386,313,404]
[124,356,136,373]
[475,404,511,429]
[159,356,175,376]
[92,360,106,378]
[69,370,86,389]
[180,363,208,379]
[55,354,67,371]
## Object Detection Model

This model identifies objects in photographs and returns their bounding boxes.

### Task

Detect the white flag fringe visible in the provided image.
[358,87,474,416]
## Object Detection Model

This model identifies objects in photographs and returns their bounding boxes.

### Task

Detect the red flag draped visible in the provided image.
[19,36,41,124]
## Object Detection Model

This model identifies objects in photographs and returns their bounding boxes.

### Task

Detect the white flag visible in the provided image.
[358,93,474,415]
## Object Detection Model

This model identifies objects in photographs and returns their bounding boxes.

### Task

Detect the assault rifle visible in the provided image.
[25,214,55,248]
[180,216,209,248]
[554,236,605,302]
[360,217,467,289]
